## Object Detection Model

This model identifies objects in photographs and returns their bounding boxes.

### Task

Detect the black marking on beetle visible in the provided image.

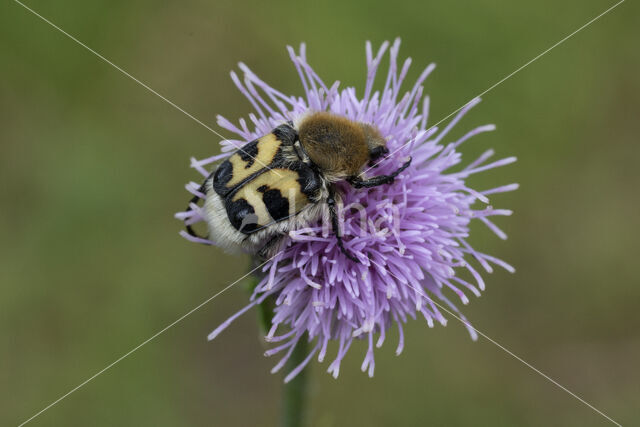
[263,188,290,221]
[212,159,234,196]
[226,197,259,234]
[238,139,259,168]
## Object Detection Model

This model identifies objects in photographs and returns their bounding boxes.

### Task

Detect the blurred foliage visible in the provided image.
[1,0,639,426]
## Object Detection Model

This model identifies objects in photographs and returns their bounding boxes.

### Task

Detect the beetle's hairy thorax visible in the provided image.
[299,112,370,180]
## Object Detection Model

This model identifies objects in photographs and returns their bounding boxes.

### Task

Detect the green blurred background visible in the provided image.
[1,0,638,425]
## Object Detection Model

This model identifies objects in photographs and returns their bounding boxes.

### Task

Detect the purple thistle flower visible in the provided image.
[177,39,517,382]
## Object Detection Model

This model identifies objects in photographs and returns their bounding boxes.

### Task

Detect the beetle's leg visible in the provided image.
[327,187,359,263]
[185,173,213,240]
[257,234,287,260]
[349,157,412,189]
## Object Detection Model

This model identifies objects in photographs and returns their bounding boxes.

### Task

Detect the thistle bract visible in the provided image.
[177,39,516,382]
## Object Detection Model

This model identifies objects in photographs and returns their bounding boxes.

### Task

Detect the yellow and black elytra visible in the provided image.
[184,112,411,262]
[211,123,321,234]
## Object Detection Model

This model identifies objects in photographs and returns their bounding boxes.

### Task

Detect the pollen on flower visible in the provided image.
[177,38,516,382]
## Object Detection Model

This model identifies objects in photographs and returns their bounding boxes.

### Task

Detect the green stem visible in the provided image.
[280,338,309,427]
[246,262,309,427]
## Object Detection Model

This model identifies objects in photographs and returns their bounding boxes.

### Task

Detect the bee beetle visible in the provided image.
[184,112,411,262]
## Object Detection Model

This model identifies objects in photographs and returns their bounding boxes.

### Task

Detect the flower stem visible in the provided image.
[280,338,309,427]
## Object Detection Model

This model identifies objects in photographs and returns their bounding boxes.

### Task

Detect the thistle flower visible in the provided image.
[177,39,516,382]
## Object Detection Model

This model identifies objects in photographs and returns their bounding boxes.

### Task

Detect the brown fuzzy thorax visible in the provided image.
[298,112,370,179]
